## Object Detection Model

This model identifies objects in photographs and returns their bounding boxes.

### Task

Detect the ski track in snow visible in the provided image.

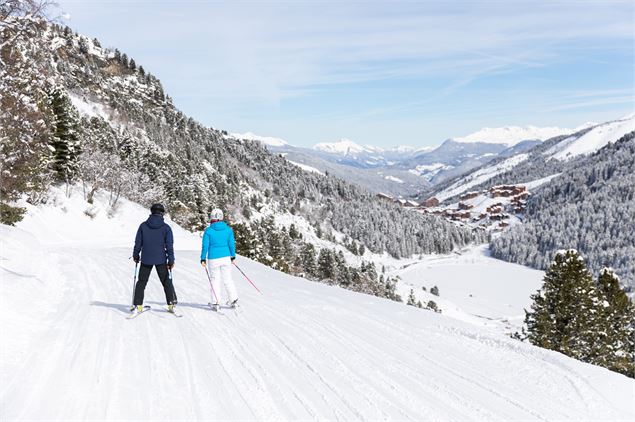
[2,227,635,420]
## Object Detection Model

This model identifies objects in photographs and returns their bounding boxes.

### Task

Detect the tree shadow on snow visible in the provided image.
[90,301,131,315]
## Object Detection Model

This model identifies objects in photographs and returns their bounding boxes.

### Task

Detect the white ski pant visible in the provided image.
[207,257,238,305]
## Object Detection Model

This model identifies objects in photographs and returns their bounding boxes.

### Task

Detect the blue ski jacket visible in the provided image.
[133,214,175,265]
[201,221,236,261]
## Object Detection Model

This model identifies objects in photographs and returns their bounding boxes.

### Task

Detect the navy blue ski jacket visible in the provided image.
[133,214,175,265]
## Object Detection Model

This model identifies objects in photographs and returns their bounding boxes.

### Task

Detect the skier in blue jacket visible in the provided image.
[132,203,177,314]
[201,208,238,310]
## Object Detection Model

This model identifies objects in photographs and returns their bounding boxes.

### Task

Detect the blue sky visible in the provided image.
[58,0,634,148]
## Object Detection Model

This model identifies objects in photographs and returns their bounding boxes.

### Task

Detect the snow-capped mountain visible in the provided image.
[543,114,634,161]
[313,138,381,155]
[452,125,574,146]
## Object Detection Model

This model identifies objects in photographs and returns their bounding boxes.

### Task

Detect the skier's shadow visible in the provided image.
[167,301,212,311]
[90,301,131,315]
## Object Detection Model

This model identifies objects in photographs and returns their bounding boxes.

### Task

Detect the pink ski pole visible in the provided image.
[233,262,263,294]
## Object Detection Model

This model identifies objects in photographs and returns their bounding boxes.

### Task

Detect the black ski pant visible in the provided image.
[133,263,177,306]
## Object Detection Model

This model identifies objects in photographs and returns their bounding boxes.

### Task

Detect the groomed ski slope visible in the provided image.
[1,190,634,421]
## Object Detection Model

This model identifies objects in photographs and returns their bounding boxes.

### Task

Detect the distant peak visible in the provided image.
[313,138,382,155]
[451,126,573,146]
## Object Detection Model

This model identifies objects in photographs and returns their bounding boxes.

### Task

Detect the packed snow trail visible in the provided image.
[1,194,634,421]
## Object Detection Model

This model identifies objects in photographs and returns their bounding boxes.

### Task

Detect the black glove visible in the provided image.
[231,256,236,262]
[167,263,174,270]
[133,257,140,264]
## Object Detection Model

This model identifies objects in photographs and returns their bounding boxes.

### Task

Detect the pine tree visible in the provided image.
[595,268,635,377]
[430,285,439,296]
[129,58,136,70]
[300,243,317,277]
[524,250,603,362]
[49,88,81,183]
[317,248,335,281]
[407,289,417,306]
[121,53,128,67]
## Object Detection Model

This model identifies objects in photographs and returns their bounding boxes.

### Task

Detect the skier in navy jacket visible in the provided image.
[132,203,177,313]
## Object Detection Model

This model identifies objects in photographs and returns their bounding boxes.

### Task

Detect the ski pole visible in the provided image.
[131,261,139,308]
[204,265,220,304]
[233,262,263,294]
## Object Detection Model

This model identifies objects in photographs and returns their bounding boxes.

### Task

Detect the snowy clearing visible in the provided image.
[1,191,634,421]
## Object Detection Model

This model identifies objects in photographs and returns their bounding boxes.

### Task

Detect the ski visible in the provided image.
[207,302,224,314]
[126,305,151,319]
[166,307,183,318]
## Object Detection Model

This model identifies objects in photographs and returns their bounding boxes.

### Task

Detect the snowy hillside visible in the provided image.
[452,125,573,146]
[434,154,530,201]
[229,132,288,147]
[2,190,634,421]
[543,114,634,161]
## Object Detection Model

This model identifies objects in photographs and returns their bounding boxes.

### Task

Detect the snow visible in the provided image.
[435,154,529,201]
[384,175,404,183]
[1,189,634,421]
[452,126,572,146]
[544,115,635,161]
[229,132,288,147]
[313,138,381,155]
[286,160,325,175]
[523,173,562,190]
[68,93,112,120]
[393,245,544,333]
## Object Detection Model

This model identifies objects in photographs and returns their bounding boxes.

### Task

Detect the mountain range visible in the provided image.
[233,125,582,196]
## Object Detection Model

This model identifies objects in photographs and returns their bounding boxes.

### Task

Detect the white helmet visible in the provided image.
[210,208,224,221]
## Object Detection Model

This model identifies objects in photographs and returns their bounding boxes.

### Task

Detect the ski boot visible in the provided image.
[227,298,238,309]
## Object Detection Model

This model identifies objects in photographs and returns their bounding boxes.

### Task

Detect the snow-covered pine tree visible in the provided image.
[595,268,635,377]
[49,87,81,183]
[525,250,603,363]
[317,248,336,282]
[407,289,417,306]
[300,243,317,277]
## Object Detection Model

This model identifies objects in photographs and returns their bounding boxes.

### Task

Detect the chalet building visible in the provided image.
[486,203,504,213]
[490,185,527,198]
[377,193,393,202]
[459,191,480,201]
[422,197,440,207]
[458,202,474,210]
[490,213,510,221]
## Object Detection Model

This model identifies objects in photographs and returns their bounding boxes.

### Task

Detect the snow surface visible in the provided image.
[1,189,634,421]
[286,160,325,175]
[68,93,112,120]
[435,154,529,201]
[544,115,635,161]
[393,245,543,333]
[229,132,288,147]
[452,126,572,146]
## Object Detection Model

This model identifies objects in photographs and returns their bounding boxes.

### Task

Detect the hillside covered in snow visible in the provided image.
[2,190,634,421]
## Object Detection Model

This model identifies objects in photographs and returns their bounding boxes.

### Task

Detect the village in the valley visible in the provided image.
[378,184,530,232]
